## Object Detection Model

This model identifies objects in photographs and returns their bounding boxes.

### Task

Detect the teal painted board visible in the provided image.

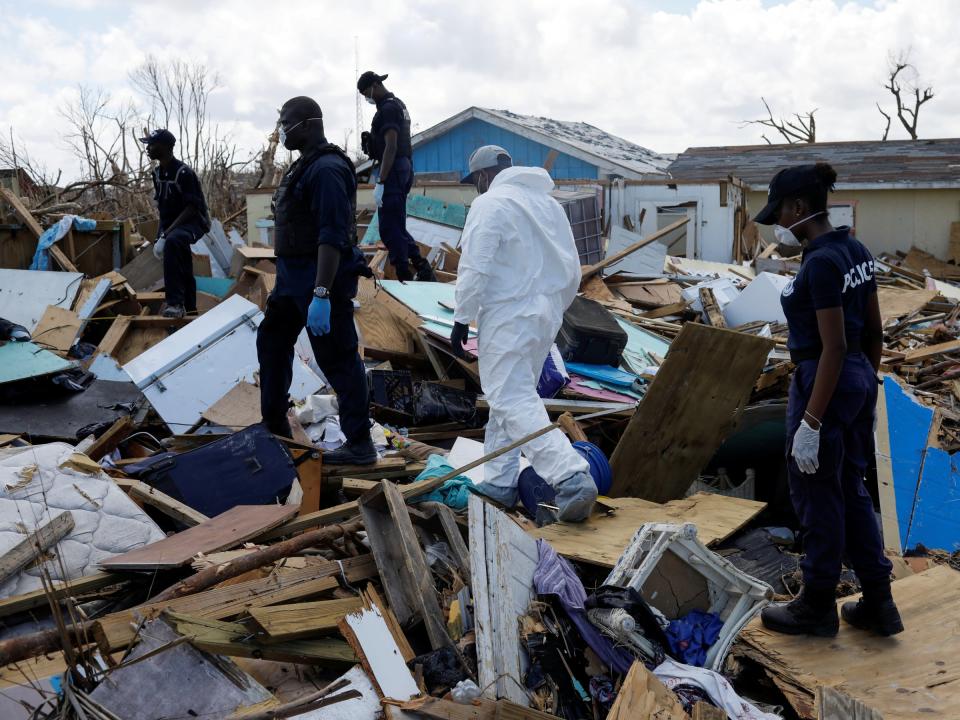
[380,280,457,319]
[0,342,74,385]
[616,317,671,369]
[195,276,236,298]
[361,196,467,245]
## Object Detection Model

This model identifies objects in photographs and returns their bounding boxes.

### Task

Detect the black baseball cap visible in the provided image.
[357,71,388,93]
[754,165,821,225]
[139,129,176,148]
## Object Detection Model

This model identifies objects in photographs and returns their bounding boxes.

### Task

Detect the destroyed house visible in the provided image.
[667,138,960,259]
[361,106,671,181]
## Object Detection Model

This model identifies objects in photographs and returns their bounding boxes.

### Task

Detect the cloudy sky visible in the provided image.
[1,0,957,180]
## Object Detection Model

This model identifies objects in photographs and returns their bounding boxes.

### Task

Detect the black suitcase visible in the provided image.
[556,296,627,367]
[124,424,297,518]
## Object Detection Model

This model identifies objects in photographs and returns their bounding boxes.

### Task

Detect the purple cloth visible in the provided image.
[533,540,634,675]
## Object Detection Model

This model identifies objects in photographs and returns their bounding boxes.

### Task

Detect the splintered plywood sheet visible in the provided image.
[735,566,960,720]
[877,286,936,326]
[200,381,262,430]
[609,323,773,502]
[32,306,81,354]
[355,276,418,355]
[100,505,297,570]
[529,493,766,568]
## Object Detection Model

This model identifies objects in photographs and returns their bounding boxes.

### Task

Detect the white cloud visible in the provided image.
[0,0,957,181]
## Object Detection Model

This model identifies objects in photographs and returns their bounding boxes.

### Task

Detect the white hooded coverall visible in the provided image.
[454,166,590,496]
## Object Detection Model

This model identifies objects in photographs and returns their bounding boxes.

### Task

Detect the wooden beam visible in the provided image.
[0,187,78,272]
[581,217,689,280]
[0,573,124,619]
[85,415,134,461]
[296,451,323,517]
[0,512,75,586]
[115,479,210,528]
[248,597,364,641]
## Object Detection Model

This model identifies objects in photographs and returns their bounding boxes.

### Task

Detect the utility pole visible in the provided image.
[354,36,363,160]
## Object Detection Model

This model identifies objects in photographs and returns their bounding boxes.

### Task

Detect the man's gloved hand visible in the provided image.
[153,233,167,260]
[450,322,469,359]
[307,297,331,336]
[373,183,385,208]
[791,419,821,474]
[9,324,30,342]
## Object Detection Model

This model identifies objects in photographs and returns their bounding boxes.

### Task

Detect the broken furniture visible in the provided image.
[605,522,772,671]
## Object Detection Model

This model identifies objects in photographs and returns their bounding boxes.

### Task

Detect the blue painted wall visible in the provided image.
[413,118,599,180]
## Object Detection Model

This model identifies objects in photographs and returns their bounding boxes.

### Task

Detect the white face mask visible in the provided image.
[364,92,376,105]
[773,211,825,247]
[277,117,321,148]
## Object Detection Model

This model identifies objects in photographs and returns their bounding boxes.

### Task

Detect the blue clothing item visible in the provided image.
[292,152,357,251]
[370,93,412,162]
[274,246,368,298]
[665,610,723,667]
[378,156,423,273]
[30,215,96,271]
[152,159,209,235]
[786,353,892,594]
[780,227,876,352]
[307,297,331,335]
[409,454,475,510]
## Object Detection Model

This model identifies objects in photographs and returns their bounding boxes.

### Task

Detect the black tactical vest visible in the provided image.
[272,144,357,257]
[371,95,413,161]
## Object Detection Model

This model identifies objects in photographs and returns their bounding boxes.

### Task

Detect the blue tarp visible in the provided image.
[30,216,97,271]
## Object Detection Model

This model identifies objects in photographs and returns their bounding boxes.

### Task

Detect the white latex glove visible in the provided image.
[153,233,167,260]
[373,182,385,208]
[791,419,821,475]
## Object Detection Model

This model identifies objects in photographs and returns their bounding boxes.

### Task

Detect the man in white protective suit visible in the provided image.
[449,145,597,522]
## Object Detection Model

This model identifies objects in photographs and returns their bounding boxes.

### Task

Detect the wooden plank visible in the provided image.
[901,339,960,363]
[0,573,123,619]
[529,493,766,567]
[321,455,407,478]
[200,380,261,429]
[874,378,901,552]
[581,217,689,280]
[877,287,937,326]
[699,287,727,327]
[342,478,379,496]
[358,480,451,649]
[362,584,415,663]
[609,323,773,501]
[101,505,297,570]
[0,512,75,586]
[816,686,884,720]
[734,566,959,720]
[248,597,364,641]
[32,306,81,354]
[356,276,418,355]
[85,415,134,461]
[93,554,377,653]
[297,451,323,517]
[120,479,210,528]
[338,601,420,701]
[692,701,728,719]
[606,661,687,720]
[469,495,538,706]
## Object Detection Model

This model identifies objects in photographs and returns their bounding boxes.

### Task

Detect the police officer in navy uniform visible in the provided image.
[256,96,377,466]
[140,129,211,318]
[357,71,435,282]
[756,163,903,637]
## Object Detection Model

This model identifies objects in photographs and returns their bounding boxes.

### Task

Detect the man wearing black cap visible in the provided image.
[256,96,376,465]
[140,129,211,318]
[357,71,434,282]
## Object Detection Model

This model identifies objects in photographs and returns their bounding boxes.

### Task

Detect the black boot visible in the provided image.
[841,596,904,636]
[323,437,378,466]
[761,592,839,637]
[395,262,414,282]
[412,257,437,282]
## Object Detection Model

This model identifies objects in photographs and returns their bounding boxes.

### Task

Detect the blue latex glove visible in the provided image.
[307,297,331,336]
[373,182,385,207]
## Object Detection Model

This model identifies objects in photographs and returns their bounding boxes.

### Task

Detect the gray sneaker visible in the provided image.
[161,304,186,319]
[554,471,598,522]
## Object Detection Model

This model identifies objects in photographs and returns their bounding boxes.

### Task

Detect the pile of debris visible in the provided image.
[0,187,957,720]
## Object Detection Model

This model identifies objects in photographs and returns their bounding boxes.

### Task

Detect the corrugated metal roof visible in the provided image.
[667,138,960,187]
[483,109,671,175]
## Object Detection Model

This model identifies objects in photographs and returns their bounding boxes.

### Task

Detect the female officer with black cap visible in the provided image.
[755,163,903,638]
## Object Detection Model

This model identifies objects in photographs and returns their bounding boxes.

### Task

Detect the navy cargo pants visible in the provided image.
[256,262,370,444]
[786,353,893,597]
[378,156,424,278]
[163,227,201,312]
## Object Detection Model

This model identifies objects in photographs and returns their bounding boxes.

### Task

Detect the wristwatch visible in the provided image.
[313,286,329,299]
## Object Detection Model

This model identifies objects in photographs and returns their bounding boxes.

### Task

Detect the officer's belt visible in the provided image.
[790,338,862,363]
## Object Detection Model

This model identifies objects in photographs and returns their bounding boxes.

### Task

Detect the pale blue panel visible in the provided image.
[361,195,468,246]
[884,377,936,550]
[616,317,671,365]
[0,341,74,385]
[379,280,457,320]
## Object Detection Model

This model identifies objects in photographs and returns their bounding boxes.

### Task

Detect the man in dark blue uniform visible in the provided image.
[141,129,211,318]
[256,96,376,465]
[357,71,435,282]
[755,163,902,638]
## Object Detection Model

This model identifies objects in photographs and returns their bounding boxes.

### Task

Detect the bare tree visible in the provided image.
[742,97,817,144]
[876,103,892,141]
[879,51,934,140]
[0,130,61,195]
